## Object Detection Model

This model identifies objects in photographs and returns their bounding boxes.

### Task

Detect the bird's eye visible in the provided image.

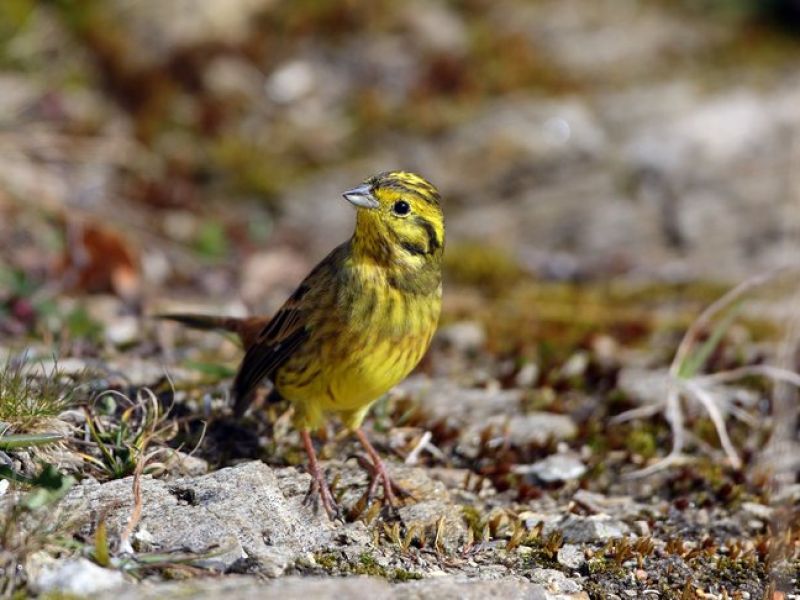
[393,200,410,216]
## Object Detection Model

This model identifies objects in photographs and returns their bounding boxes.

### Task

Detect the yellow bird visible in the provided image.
[161,171,444,517]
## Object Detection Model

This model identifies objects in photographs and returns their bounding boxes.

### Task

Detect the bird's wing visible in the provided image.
[232,295,310,410]
[231,244,345,413]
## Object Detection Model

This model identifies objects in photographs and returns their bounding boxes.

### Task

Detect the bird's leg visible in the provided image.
[354,428,413,508]
[301,429,339,519]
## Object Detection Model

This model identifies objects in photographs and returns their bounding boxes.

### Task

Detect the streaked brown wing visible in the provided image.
[232,299,309,409]
[230,243,346,415]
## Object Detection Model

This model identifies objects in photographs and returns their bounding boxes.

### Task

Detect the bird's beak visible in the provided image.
[343,184,379,209]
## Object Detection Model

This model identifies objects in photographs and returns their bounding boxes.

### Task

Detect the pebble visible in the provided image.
[30,558,125,596]
[514,362,540,387]
[557,544,586,570]
[436,321,486,353]
[634,520,651,537]
[545,514,630,544]
[513,453,587,483]
[530,568,584,595]
[105,316,141,347]
[740,502,774,521]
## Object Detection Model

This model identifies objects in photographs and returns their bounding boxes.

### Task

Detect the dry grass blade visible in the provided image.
[624,268,798,478]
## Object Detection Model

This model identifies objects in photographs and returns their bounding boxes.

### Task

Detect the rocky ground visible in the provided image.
[1,1,800,598]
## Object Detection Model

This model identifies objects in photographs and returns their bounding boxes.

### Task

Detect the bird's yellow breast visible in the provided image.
[275,264,441,431]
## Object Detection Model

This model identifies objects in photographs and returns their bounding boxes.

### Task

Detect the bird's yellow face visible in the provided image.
[344,171,444,267]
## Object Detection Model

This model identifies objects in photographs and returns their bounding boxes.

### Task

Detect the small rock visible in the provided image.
[91,574,549,600]
[435,321,486,353]
[161,450,209,477]
[397,576,548,600]
[571,490,644,520]
[530,568,586,598]
[515,362,540,388]
[398,376,523,422]
[740,502,774,521]
[266,60,316,104]
[633,520,651,537]
[390,466,468,552]
[62,461,337,575]
[400,0,468,54]
[105,316,141,347]
[544,515,630,544]
[560,352,589,379]
[29,558,125,596]
[514,453,587,483]
[557,544,586,570]
[499,413,578,447]
[616,368,671,406]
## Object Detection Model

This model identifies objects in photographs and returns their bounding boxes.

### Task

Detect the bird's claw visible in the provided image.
[353,452,413,509]
[303,467,341,521]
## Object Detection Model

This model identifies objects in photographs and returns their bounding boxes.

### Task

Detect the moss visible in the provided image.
[392,568,423,582]
[314,551,422,582]
[313,551,339,571]
[587,556,625,578]
[38,593,85,600]
[354,552,383,576]
[625,428,658,460]
[444,242,524,295]
[462,505,484,538]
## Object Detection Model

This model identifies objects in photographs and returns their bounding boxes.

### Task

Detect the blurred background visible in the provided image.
[1,3,800,594]
[2,0,800,320]
[2,0,800,412]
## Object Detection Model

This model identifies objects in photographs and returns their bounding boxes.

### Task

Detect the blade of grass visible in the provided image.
[678,301,742,378]
[0,432,64,449]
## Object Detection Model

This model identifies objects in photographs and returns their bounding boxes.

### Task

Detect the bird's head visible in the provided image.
[344,171,444,267]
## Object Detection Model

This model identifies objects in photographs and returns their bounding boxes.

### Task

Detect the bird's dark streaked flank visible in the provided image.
[160,171,444,518]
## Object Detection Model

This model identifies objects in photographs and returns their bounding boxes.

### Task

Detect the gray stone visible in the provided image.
[739,502,774,521]
[63,461,338,575]
[617,367,672,406]
[544,515,630,544]
[435,321,487,353]
[394,479,468,552]
[396,576,547,600]
[106,0,272,58]
[530,568,587,599]
[101,575,392,600]
[514,454,587,483]
[396,376,524,423]
[556,544,587,570]
[396,377,576,454]
[493,413,578,447]
[104,316,141,347]
[399,1,468,54]
[96,575,549,600]
[161,450,209,477]
[29,557,125,596]
[571,490,646,521]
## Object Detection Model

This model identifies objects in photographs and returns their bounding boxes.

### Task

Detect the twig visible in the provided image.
[404,431,432,465]
[681,379,741,469]
[119,442,145,555]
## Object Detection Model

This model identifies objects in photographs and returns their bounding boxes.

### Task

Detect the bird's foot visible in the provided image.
[303,465,340,520]
[353,453,413,509]
[301,429,340,520]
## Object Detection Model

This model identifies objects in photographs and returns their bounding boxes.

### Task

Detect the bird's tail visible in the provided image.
[156,313,267,350]
[156,313,241,332]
